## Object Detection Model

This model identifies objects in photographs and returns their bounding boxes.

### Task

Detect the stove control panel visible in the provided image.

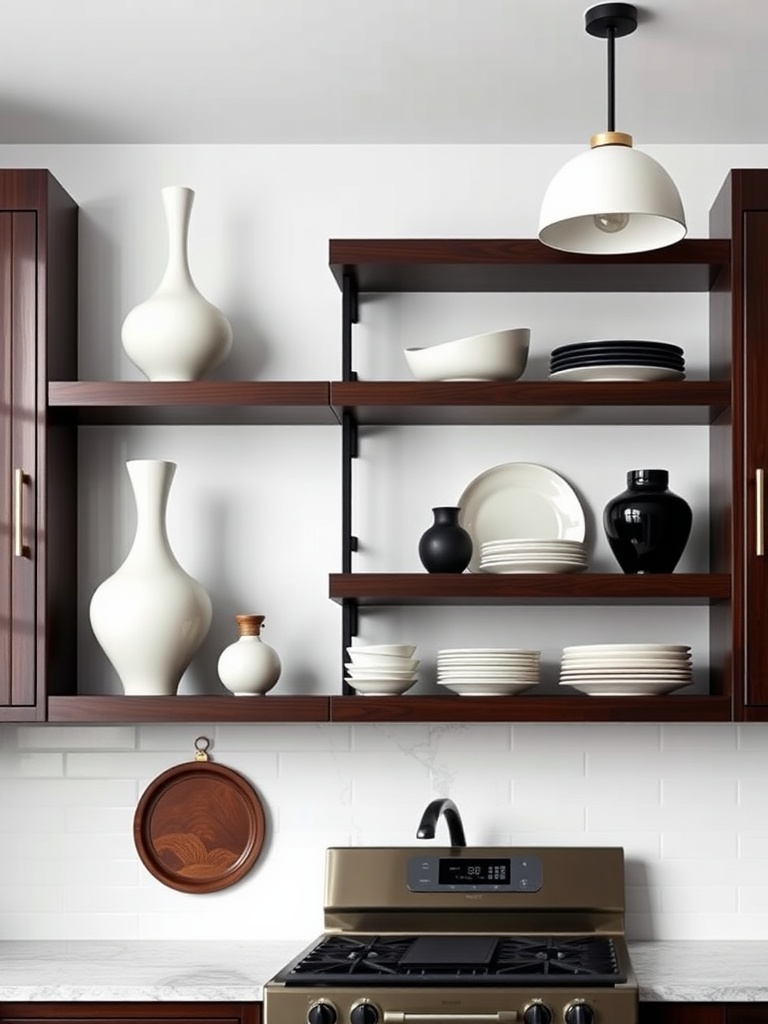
[407,854,542,893]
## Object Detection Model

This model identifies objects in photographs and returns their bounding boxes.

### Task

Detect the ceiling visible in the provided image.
[2,0,766,145]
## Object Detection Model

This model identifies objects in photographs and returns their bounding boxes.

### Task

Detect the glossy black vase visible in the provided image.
[603,469,693,574]
[418,506,473,573]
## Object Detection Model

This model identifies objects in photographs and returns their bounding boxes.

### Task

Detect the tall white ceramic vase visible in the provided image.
[121,186,233,381]
[89,460,213,696]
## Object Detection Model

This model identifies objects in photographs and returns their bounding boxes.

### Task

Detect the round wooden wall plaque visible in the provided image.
[133,755,266,894]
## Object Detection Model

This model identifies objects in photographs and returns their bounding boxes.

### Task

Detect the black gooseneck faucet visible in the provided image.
[416,798,467,847]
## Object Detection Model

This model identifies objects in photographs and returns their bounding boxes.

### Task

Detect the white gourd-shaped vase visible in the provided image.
[89,460,213,696]
[121,186,233,381]
[217,615,282,696]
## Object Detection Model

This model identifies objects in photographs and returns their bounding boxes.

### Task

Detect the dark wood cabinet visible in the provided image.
[0,1003,260,1024]
[639,1006,725,1024]
[0,170,77,721]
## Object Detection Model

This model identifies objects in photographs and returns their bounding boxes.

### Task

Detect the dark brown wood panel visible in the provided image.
[639,1005,725,1024]
[330,694,732,723]
[47,694,331,723]
[330,381,730,426]
[0,1004,260,1024]
[0,214,11,704]
[329,573,730,604]
[728,1007,768,1024]
[48,382,335,425]
[329,239,729,292]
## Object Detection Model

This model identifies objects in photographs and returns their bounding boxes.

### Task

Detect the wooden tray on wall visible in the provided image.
[133,753,266,894]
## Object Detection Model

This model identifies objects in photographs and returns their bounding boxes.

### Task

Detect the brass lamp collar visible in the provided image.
[591,131,633,148]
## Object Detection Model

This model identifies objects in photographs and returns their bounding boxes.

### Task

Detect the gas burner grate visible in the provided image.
[280,934,625,987]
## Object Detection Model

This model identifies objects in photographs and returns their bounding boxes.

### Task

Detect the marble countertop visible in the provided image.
[0,939,766,1002]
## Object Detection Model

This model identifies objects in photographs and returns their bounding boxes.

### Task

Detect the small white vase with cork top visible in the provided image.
[217,615,282,696]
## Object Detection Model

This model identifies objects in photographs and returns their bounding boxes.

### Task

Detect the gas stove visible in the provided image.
[264,846,637,1024]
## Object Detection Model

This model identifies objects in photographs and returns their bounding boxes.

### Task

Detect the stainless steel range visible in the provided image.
[264,845,637,1024]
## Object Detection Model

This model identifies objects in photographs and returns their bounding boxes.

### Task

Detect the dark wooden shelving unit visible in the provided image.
[47,695,330,723]
[48,381,336,425]
[330,381,731,426]
[329,573,731,604]
[329,694,732,724]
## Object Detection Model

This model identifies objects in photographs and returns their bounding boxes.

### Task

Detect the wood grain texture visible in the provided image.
[47,695,331,723]
[0,1004,260,1024]
[133,760,266,894]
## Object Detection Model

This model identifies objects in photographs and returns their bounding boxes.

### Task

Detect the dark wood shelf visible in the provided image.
[329,694,732,723]
[331,380,731,425]
[48,381,337,425]
[329,238,730,293]
[329,573,731,604]
[47,695,331,723]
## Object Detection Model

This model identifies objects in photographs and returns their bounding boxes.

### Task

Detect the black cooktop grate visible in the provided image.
[279,934,625,987]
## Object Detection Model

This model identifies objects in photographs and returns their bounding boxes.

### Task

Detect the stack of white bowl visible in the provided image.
[436,648,541,696]
[559,643,693,696]
[345,644,419,696]
[479,538,588,574]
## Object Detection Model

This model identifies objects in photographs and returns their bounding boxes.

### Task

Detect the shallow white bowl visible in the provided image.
[346,677,416,696]
[404,327,530,382]
[346,644,417,658]
[347,651,419,671]
[345,664,419,679]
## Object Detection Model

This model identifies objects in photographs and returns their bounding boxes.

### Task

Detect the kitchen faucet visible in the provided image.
[416,798,467,847]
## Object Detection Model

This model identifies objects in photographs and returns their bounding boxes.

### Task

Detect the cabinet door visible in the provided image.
[744,210,768,708]
[0,211,38,714]
[639,1007,725,1024]
[0,1005,259,1024]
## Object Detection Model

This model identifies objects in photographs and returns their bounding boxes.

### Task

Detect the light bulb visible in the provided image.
[593,212,630,234]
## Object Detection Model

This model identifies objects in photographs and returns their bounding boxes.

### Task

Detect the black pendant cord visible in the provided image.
[606,25,616,132]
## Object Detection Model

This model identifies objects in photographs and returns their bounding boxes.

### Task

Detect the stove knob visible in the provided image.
[308,1002,338,1024]
[350,1001,381,1024]
[564,1003,594,1024]
[523,1003,553,1024]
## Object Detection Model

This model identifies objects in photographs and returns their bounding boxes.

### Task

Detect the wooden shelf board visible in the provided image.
[329,573,731,604]
[329,239,730,293]
[330,381,731,426]
[329,694,732,723]
[48,381,337,425]
[47,695,331,723]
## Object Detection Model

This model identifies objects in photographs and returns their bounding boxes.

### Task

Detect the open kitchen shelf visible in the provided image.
[47,695,331,723]
[329,235,735,724]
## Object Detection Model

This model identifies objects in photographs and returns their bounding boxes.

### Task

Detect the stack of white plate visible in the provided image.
[437,648,541,696]
[559,643,693,696]
[345,644,419,695]
[479,538,588,574]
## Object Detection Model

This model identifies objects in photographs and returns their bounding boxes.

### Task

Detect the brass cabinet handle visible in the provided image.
[13,468,28,558]
[758,468,765,557]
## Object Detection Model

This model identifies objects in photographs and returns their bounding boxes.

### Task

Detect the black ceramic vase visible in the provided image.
[603,469,693,574]
[418,506,473,573]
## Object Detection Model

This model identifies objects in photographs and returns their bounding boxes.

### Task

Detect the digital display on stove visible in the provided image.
[438,858,509,885]
[407,854,542,892]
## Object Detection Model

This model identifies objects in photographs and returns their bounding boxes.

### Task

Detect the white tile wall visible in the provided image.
[1,721,767,940]
[0,141,766,941]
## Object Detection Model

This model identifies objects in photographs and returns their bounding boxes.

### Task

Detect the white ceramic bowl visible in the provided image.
[346,644,417,658]
[345,664,419,679]
[404,328,530,382]
[347,651,419,670]
[346,677,417,696]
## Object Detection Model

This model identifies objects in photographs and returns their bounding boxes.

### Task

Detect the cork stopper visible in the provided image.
[235,614,265,637]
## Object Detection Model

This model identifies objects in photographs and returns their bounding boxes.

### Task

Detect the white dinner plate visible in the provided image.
[438,680,537,696]
[481,539,587,551]
[439,648,540,655]
[562,644,691,653]
[560,669,692,679]
[458,462,586,573]
[549,365,686,382]
[564,680,693,696]
[438,668,541,678]
[480,560,588,574]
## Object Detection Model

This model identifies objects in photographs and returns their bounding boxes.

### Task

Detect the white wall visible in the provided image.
[0,142,767,942]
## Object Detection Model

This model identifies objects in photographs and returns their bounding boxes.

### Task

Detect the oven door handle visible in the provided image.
[384,1014,518,1023]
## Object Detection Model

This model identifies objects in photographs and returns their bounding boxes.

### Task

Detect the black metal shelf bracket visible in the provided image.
[341,271,360,691]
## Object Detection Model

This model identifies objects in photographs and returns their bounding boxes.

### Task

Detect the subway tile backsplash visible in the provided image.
[0,721,766,940]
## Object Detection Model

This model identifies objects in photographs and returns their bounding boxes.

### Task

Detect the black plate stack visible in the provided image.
[548,340,685,381]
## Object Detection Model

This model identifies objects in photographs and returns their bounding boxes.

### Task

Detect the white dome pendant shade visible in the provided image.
[538,3,686,255]
[538,132,686,254]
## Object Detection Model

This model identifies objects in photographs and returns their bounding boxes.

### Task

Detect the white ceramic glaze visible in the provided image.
[346,644,417,657]
[458,462,586,572]
[217,617,281,696]
[404,327,529,381]
[549,365,685,382]
[89,460,213,696]
[121,186,233,381]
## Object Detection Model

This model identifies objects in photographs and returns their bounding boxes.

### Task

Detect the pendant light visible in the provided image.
[538,3,686,255]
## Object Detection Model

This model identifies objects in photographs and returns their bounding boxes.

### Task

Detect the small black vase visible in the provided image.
[603,469,693,574]
[418,507,473,573]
